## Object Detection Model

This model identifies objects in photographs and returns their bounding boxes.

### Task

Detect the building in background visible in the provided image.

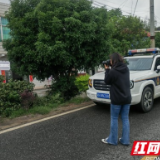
[0,2,9,61]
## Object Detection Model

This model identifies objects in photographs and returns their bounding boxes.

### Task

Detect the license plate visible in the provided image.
[97,93,110,99]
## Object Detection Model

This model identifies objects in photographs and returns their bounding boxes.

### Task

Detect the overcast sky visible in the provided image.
[93,0,160,26]
[1,0,160,26]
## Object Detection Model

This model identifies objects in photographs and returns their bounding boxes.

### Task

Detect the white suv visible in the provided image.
[87,48,160,112]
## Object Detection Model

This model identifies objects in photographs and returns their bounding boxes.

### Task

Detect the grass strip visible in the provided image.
[9,96,90,119]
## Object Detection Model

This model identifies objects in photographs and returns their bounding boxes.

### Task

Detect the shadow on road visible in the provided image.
[92,97,160,115]
[130,97,160,114]
[92,103,110,113]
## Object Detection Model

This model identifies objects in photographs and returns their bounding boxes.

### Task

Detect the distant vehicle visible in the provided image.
[87,48,160,112]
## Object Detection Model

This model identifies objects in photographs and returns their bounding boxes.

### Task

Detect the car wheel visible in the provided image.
[140,87,154,112]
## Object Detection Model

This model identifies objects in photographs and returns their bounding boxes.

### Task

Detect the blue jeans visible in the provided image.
[106,104,130,145]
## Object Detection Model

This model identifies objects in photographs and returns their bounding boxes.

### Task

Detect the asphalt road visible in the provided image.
[1,98,160,160]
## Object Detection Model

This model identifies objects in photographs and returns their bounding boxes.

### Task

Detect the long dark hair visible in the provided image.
[110,53,123,66]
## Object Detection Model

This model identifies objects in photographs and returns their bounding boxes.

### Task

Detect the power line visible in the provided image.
[93,0,109,6]
[92,0,160,26]
[94,0,120,7]
[121,0,129,10]
[118,0,128,8]
[93,1,106,8]
[93,0,150,19]
[93,0,143,16]
[93,0,150,16]
[133,0,138,16]
[93,0,128,10]
[92,1,152,23]
[93,1,134,15]
[133,10,149,13]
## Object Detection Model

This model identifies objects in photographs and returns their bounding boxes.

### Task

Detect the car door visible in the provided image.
[154,57,160,95]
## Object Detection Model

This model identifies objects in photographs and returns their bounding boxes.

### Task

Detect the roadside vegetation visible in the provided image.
[1,0,156,118]
[155,33,160,48]
[0,74,90,118]
[3,0,151,102]
[9,96,90,119]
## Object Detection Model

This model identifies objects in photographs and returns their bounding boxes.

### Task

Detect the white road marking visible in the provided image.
[0,104,95,135]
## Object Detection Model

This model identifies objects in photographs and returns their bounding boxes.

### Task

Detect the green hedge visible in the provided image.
[50,76,79,100]
[75,74,90,93]
[0,73,90,117]
[0,75,35,117]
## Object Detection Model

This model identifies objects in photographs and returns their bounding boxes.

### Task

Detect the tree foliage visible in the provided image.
[108,8,122,18]
[3,0,152,98]
[3,0,111,81]
[75,74,90,93]
[0,79,35,117]
[109,15,150,55]
[155,33,160,48]
[4,0,41,77]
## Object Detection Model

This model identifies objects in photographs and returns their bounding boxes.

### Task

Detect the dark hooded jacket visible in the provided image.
[104,62,131,105]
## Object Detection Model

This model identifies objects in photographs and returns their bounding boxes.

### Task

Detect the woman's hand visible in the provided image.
[104,64,110,69]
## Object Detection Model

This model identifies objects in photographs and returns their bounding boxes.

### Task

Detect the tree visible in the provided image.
[155,33,160,48]
[3,0,41,76]
[3,0,111,99]
[108,8,122,18]
[143,17,150,32]
[109,15,150,55]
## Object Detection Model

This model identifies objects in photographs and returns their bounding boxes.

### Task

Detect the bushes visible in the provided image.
[50,74,90,100]
[20,91,36,110]
[0,73,90,117]
[0,75,5,83]
[0,78,35,117]
[51,76,79,100]
[75,74,90,93]
[33,93,64,107]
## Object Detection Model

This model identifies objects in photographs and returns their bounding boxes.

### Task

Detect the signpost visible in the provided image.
[0,61,10,70]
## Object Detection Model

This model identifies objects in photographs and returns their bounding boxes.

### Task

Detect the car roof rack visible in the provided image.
[128,48,160,56]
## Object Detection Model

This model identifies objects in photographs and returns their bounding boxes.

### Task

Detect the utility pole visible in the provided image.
[150,0,155,48]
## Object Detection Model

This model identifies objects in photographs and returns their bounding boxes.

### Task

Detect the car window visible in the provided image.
[125,58,153,71]
[154,58,160,70]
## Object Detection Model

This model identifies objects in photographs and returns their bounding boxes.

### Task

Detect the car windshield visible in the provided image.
[125,58,153,71]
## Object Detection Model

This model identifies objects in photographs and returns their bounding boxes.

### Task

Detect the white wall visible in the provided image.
[32,78,52,90]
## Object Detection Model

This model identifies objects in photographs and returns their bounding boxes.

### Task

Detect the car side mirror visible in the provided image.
[156,65,160,73]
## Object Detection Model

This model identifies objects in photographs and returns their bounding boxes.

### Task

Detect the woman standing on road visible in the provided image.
[102,53,131,145]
